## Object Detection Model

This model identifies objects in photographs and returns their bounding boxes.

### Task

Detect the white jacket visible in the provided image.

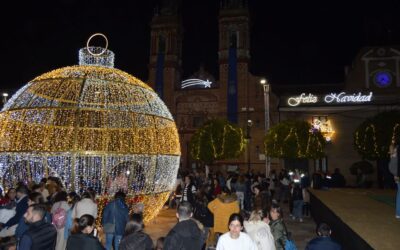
[244,221,276,250]
[72,198,98,219]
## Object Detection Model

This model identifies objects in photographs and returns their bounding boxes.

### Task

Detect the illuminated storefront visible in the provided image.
[278,46,400,181]
[279,91,379,176]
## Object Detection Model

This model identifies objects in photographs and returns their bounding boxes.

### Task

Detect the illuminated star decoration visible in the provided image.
[181,78,213,89]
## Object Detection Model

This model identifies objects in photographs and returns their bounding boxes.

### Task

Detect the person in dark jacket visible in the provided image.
[66,214,104,250]
[331,168,346,188]
[269,203,288,250]
[181,175,196,206]
[253,185,268,211]
[164,201,204,250]
[15,192,52,240]
[193,187,213,244]
[0,185,29,237]
[305,223,341,250]
[118,214,153,250]
[101,191,129,250]
[18,204,57,250]
[291,183,304,222]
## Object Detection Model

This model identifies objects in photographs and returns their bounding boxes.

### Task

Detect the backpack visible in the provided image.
[283,226,297,250]
[52,205,67,230]
[285,239,297,250]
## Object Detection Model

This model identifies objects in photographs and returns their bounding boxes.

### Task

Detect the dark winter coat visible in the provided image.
[181,183,196,205]
[269,218,288,250]
[331,173,346,187]
[193,198,214,228]
[292,186,303,201]
[66,233,104,250]
[119,231,153,250]
[305,236,342,250]
[101,198,129,235]
[5,195,28,228]
[163,219,204,250]
[18,220,57,250]
[15,211,52,240]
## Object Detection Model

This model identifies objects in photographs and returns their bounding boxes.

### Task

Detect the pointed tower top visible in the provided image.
[159,0,180,16]
[221,0,248,10]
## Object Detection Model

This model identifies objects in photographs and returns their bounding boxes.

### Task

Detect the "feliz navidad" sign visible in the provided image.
[287,92,373,106]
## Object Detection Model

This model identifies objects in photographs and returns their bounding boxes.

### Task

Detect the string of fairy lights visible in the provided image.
[354,123,400,158]
[0,43,180,222]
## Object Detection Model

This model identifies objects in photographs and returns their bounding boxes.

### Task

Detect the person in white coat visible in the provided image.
[51,191,71,250]
[72,192,97,219]
[244,210,276,250]
[216,213,257,250]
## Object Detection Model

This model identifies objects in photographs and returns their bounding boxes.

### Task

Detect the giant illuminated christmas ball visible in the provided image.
[0,35,180,221]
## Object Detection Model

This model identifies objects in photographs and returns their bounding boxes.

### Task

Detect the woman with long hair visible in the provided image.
[118,213,153,250]
[193,186,213,245]
[269,203,288,250]
[244,210,275,250]
[233,175,246,210]
[64,192,80,240]
[0,188,17,225]
[0,188,16,209]
[51,191,70,250]
[216,213,257,250]
[72,192,97,219]
[66,214,104,250]
[212,178,222,198]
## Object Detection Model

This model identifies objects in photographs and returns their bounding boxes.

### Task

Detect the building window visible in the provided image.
[229,31,238,49]
[315,157,328,173]
[158,35,166,53]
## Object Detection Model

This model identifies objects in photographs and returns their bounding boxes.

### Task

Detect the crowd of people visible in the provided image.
[162,169,342,250]
[0,168,343,250]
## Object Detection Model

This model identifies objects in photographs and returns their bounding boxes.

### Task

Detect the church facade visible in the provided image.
[146,1,277,173]
[146,1,400,183]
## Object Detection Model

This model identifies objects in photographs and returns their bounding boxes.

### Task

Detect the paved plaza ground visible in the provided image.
[145,202,317,249]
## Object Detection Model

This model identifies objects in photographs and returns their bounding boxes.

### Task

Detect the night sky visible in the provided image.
[1,0,400,92]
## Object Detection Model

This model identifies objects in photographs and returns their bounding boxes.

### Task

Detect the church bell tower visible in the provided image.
[218,0,251,123]
[148,0,183,116]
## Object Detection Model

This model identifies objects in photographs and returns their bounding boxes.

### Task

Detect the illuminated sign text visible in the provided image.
[287,92,373,106]
[288,93,318,106]
[324,92,373,103]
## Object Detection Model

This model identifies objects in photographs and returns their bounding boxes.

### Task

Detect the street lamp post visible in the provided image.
[241,107,254,173]
[246,119,252,172]
[2,93,8,105]
[260,79,270,177]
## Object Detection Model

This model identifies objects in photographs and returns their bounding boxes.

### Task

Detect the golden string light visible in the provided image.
[0,41,180,222]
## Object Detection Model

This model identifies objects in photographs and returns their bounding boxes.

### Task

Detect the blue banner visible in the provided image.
[155,53,165,99]
[227,47,238,123]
